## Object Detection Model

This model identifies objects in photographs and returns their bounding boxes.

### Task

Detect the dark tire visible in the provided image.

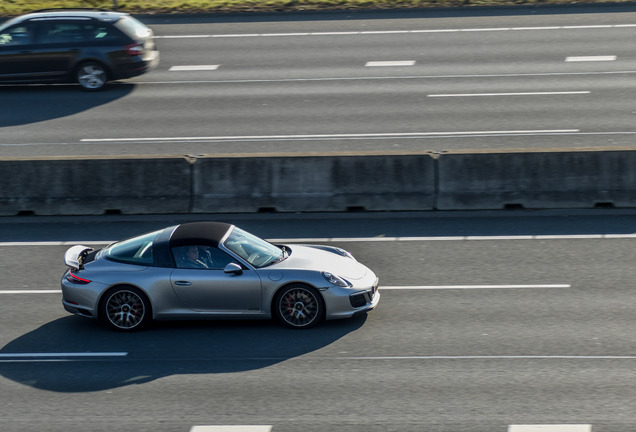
[76,61,108,91]
[100,286,151,332]
[274,285,324,329]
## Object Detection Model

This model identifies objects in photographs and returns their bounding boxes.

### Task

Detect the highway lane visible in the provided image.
[3,7,636,156]
[2,211,636,431]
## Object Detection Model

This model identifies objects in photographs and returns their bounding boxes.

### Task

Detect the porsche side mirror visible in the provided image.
[224,263,243,275]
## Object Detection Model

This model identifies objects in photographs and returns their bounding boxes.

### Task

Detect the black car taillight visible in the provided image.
[125,43,144,56]
[66,270,91,284]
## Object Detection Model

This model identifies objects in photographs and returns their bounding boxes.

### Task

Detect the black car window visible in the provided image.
[172,245,237,270]
[0,23,35,46]
[90,24,122,41]
[36,21,123,44]
[43,22,86,43]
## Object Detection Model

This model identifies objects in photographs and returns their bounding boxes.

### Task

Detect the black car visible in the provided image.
[0,9,159,91]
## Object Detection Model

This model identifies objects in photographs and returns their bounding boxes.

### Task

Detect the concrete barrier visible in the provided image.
[0,156,192,215]
[3,148,636,215]
[437,148,636,210]
[191,152,436,213]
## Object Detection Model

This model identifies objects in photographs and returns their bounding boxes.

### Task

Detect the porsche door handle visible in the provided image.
[174,281,192,286]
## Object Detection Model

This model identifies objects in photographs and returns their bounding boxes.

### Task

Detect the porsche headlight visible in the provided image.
[322,271,352,288]
[334,247,354,259]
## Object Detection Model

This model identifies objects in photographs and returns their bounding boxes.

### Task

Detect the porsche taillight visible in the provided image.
[66,270,91,284]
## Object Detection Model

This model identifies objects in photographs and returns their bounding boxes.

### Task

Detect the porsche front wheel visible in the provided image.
[274,285,324,329]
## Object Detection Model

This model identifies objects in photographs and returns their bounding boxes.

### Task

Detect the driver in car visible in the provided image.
[183,246,209,269]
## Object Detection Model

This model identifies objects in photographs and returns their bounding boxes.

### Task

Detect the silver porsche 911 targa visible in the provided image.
[61,222,380,331]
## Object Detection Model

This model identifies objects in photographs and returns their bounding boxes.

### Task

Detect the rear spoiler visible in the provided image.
[64,245,93,270]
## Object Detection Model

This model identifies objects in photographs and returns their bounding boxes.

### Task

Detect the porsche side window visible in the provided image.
[173,245,237,270]
[104,230,161,266]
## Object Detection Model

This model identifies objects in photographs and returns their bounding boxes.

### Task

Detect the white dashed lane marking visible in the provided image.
[508,426,592,432]
[190,427,272,432]
[566,55,617,62]
[428,91,590,97]
[169,65,219,71]
[365,60,416,67]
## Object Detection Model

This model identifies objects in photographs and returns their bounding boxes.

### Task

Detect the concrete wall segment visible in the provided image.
[437,148,636,210]
[0,156,192,215]
[192,153,437,212]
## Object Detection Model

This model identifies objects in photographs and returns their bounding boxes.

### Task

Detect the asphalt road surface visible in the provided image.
[2,209,636,431]
[2,5,636,157]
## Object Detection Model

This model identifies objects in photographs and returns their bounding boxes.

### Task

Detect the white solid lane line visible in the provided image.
[380,284,571,290]
[0,352,127,359]
[154,23,636,38]
[0,290,61,294]
[79,130,578,142]
[428,91,590,97]
[509,426,591,432]
[566,55,617,62]
[169,65,219,71]
[0,286,569,295]
[3,234,636,247]
[365,61,416,67]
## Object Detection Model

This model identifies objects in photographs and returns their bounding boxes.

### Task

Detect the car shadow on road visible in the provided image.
[0,83,135,127]
[0,314,367,393]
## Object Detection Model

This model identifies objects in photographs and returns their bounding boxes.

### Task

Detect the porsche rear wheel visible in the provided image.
[100,286,150,331]
[274,285,324,329]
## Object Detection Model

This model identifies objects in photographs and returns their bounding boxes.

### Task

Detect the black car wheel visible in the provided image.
[76,61,108,91]
[100,286,151,331]
[274,285,324,329]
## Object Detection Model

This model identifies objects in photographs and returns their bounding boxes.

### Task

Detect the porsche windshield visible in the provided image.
[223,227,284,268]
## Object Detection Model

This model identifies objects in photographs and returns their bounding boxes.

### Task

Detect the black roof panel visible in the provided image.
[169,222,233,248]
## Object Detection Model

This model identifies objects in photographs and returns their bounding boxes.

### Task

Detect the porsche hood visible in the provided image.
[271,245,368,280]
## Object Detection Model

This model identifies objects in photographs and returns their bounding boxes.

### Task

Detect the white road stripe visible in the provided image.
[380,284,571,290]
[128,70,636,86]
[428,91,590,97]
[0,286,568,295]
[509,426,591,432]
[169,65,219,71]
[79,130,577,143]
[263,33,309,37]
[365,61,416,67]
[154,24,636,39]
[159,35,211,38]
[267,234,636,243]
[331,355,636,360]
[0,241,111,246]
[566,55,617,62]
[190,427,272,432]
[3,234,636,247]
[0,290,61,294]
[0,352,127,359]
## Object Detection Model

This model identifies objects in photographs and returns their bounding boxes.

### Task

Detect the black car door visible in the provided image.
[0,21,39,78]
[29,19,89,78]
